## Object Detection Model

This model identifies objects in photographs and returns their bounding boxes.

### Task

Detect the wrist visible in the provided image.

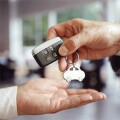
[17,85,25,115]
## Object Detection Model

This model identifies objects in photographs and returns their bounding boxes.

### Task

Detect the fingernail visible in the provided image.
[85,95,93,101]
[59,46,68,56]
[102,93,107,100]
[99,93,105,99]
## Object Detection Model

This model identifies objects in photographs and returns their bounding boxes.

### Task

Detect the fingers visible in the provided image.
[58,57,67,71]
[78,92,106,106]
[58,54,74,72]
[47,23,66,40]
[66,89,98,95]
[47,20,89,57]
[58,52,82,72]
[78,45,119,60]
[66,89,106,100]
[59,32,89,56]
[89,92,106,101]
[59,91,106,111]
[59,94,92,110]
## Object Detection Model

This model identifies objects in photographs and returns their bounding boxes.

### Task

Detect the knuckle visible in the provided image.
[48,26,55,32]
[82,28,89,35]
[72,18,80,22]
[71,18,83,25]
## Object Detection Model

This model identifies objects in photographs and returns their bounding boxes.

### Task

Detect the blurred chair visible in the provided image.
[109,55,120,76]
[0,57,16,82]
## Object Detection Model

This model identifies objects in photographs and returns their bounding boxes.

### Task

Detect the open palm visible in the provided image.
[17,78,106,115]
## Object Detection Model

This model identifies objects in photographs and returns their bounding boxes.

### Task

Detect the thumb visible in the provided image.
[59,32,88,56]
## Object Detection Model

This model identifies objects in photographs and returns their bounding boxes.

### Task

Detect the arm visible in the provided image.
[17,78,106,115]
[0,78,106,119]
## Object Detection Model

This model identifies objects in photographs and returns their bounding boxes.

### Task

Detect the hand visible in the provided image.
[47,18,120,71]
[17,78,106,115]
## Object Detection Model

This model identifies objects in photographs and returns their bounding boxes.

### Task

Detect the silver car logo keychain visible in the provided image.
[63,52,85,82]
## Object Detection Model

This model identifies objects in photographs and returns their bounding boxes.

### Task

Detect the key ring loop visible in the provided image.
[65,52,79,65]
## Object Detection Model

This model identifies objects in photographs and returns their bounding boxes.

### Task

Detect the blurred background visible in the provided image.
[0,0,120,120]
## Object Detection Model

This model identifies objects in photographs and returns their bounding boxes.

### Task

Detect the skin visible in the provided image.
[17,78,106,115]
[47,18,120,71]
[17,18,115,115]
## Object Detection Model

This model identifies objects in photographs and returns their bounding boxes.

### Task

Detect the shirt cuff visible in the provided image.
[0,86,18,119]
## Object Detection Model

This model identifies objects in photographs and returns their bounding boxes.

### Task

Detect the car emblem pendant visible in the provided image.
[63,52,85,82]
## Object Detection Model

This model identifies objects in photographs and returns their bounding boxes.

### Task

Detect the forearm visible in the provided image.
[0,86,18,119]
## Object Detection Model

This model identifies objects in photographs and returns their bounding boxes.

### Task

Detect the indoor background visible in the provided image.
[0,0,120,120]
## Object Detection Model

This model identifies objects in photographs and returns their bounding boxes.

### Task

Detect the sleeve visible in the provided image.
[0,86,18,120]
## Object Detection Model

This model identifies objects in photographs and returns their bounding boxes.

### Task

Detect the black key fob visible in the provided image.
[32,37,63,68]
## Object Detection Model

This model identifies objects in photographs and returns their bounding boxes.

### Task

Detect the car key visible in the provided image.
[63,65,85,82]
[32,37,63,68]
[63,52,85,82]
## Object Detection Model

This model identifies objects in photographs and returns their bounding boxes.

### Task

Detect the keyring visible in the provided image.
[65,52,79,65]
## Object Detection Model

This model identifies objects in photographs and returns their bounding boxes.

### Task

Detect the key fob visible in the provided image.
[32,37,63,68]
[63,66,85,82]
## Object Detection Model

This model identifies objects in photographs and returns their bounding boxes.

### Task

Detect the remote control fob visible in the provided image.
[32,37,63,68]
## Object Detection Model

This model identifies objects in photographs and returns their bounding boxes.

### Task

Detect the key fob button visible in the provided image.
[32,37,63,68]
[53,52,58,58]
[46,56,52,62]
[42,49,48,55]
[49,46,54,51]
[53,42,62,51]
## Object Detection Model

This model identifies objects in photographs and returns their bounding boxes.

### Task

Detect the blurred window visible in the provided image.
[23,14,48,46]
[116,0,120,22]
[22,2,102,47]
[57,2,102,23]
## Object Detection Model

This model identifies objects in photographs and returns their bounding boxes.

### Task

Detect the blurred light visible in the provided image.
[9,0,17,2]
